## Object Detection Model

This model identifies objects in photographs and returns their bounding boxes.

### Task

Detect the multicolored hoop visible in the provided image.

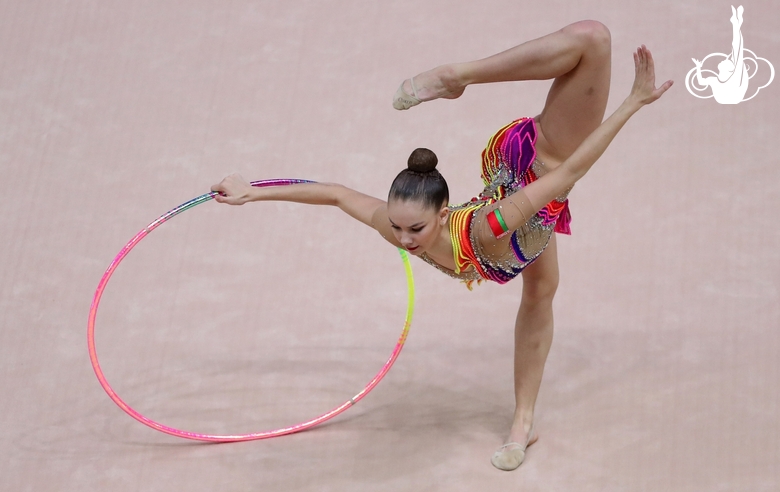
[87,178,415,442]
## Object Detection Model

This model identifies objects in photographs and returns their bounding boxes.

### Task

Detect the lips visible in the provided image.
[407,245,419,251]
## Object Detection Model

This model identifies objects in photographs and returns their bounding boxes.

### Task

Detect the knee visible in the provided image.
[567,20,611,54]
[522,274,559,305]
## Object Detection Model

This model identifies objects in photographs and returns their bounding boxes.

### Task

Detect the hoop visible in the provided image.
[87,179,415,442]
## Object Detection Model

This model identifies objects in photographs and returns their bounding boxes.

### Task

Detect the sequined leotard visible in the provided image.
[420,117,572,289]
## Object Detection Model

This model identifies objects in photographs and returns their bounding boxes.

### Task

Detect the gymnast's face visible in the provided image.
[387,199,448,255]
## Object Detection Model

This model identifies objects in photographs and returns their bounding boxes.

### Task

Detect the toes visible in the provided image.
[491,448,525,471]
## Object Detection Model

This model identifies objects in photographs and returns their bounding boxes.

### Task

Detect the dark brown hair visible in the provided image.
[388,148,449,209]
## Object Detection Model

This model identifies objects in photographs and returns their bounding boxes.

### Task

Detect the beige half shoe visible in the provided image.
[392,77,422,110]
[491,426,537,471]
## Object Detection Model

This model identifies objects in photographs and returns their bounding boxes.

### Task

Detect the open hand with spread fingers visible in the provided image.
[630,45,673,106]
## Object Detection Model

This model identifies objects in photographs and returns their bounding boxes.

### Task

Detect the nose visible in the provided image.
[399,232,415,247]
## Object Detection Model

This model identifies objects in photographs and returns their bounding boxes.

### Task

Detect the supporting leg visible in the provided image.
[493,234,559,470]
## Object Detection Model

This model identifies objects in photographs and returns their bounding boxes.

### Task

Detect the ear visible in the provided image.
[438,205,449,225]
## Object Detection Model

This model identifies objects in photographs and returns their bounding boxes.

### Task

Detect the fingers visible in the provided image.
[210,173,247,205]
[210,180,228,202]
[633,45,653,75]
[212,190,240,205]
[630,44,673,104]
[633,45,649,80]
[635,45,661,78]
[635,45,653,70]
[644,45,655,72]
[211,186,230,204]
[655,79,674,99]
[210,174,233,194]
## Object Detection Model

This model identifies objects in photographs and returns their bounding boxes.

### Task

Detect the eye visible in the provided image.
[410,227,423,233]
[391,224,400,230]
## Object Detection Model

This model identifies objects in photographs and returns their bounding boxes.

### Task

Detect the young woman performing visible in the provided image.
[211,21,672,471]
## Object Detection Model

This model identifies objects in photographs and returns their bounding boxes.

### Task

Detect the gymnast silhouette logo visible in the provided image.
[685,5,774,104]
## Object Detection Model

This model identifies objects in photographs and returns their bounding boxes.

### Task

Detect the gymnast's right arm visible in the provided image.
[210,174,402,247]
[479,46,672,242]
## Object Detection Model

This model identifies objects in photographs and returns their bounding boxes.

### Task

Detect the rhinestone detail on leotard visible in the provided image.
[418,118,572,289]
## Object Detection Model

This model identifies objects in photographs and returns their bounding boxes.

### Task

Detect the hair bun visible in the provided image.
[407,148,438,173]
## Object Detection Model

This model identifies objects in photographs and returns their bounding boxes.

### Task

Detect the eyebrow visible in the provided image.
[388,219,425,228]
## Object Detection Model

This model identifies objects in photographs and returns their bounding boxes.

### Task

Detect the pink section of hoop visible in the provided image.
[87,179,415,442]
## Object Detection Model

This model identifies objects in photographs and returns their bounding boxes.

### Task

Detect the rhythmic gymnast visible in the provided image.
[211,21,672,471]
[692,5,748,104]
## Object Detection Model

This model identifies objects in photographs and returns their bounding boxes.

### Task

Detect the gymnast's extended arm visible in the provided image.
[692,58,710,87]
[480,46,673,238]
[209,177,402,246]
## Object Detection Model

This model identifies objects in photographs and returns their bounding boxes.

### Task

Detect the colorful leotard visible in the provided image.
[420,117,572,289]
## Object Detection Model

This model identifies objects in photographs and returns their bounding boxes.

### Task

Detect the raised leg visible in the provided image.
[729,6,744,70]
[399,20,612,161]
